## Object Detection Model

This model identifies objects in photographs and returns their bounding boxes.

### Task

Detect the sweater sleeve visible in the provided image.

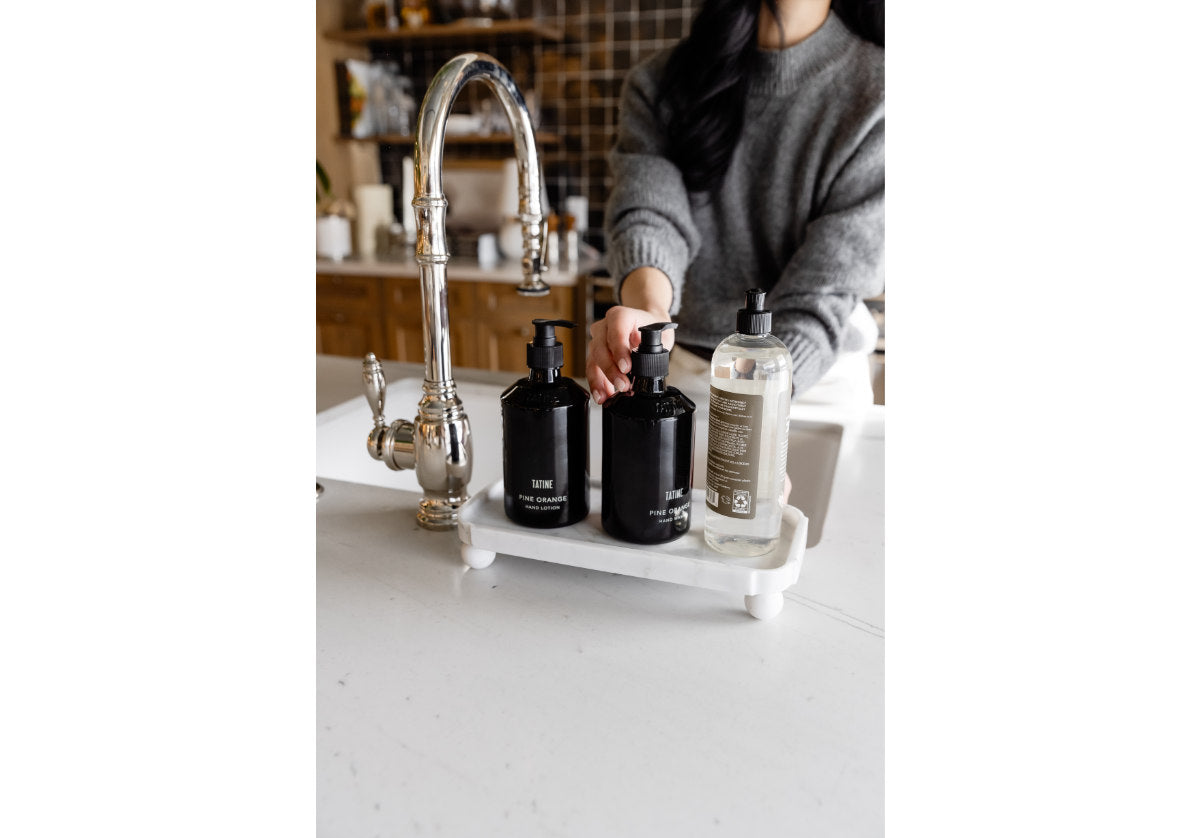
[603,58,701,313]
[770,117,885,396]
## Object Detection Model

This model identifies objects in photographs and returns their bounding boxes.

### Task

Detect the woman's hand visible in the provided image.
[586,305,676,403]
[586,267,674,404]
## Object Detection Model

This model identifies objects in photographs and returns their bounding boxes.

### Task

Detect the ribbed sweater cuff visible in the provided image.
[608,237,689,315]
[788,339,833,397]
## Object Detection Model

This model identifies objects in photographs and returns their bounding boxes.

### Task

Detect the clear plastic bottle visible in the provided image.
[704,289,791,556]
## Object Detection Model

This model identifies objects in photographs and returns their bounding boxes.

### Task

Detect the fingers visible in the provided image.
[585,305,676,404]
[586,318,622,404]
[586,306,642,404]
[586,327,620,404]
[659,326,677,352]
[605,306,642,378]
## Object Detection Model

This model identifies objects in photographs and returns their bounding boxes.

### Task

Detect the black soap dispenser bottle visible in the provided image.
[500,319,590,528]
[601,322,696,544]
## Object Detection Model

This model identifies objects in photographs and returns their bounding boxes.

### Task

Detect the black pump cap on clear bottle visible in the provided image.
[527,318,574,370]
[736,288,772,335]
[631,322,677,379]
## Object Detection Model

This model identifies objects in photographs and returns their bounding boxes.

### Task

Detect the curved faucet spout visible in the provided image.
[414,53,548,311]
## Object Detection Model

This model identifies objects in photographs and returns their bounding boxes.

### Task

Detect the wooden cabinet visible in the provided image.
[318,273,581,377]
[446,280,479,371]
[474,282,577,375]
[381,276,424,364]
[316,274,385,359]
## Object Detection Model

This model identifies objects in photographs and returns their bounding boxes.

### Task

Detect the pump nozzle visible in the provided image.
[637,321,677,354]
[527,318,575,370]
[631,322,677,379]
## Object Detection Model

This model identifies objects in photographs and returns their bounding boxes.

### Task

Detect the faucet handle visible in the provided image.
[362,352,416,470]
[362,353,387,429]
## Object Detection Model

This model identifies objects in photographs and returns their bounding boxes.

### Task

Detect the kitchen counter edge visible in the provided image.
[317,255,600,286]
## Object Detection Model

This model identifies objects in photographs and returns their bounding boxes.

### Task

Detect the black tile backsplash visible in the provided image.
[360,0,701,251]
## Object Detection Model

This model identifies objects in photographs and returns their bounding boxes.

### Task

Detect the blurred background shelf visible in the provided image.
[325,19,564,46]
[336,132,560,146]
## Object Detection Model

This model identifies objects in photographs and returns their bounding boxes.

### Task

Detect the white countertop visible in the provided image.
[316,355,884,836]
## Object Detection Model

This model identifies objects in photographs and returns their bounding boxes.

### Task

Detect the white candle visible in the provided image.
[565,194,588,234]
[353,184,395,257]
[316,215,352,261]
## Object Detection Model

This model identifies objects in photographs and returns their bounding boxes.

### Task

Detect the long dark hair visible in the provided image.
[659,0,884,194]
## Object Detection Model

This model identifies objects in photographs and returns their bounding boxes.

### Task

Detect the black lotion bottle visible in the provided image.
[601,322,696,544]
[500,318,590,527]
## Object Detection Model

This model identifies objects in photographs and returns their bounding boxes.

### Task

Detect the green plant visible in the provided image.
[317,160,332,204]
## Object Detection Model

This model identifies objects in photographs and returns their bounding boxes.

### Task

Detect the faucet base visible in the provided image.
[417,497,466,530]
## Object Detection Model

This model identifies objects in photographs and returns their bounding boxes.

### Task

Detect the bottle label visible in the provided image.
[648,487,691,530]
[705,386,762,518]
[516,477,568,513]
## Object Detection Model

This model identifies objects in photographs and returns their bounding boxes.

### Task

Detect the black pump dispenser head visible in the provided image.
[527,318,574,370]
[631,322,677,379]
[736,288,772,335]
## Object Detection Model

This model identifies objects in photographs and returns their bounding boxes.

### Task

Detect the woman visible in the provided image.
[587,0,884,405]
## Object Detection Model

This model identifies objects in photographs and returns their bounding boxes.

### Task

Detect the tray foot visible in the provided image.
[745,592,784,620]
[461,545,496,569]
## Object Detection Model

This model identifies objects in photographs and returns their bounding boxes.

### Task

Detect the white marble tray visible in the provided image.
[457,480,808,619]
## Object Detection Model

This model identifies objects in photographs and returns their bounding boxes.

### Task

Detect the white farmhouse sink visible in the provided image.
[317,376,844,547]
[316,378,510,493]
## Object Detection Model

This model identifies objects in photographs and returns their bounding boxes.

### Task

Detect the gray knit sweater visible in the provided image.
[604,11,884,395]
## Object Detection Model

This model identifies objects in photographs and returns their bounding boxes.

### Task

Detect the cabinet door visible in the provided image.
[316,274,385,358]
[474,282,577,375]
[384,276,477,368]
[382,276,425,364]
[446,280,477,369]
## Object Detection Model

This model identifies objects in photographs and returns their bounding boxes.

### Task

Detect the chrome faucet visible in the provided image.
[362,53,548,530]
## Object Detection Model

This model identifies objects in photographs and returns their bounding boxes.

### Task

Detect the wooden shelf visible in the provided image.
[325,19,564,46]
[337,132,560,146]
